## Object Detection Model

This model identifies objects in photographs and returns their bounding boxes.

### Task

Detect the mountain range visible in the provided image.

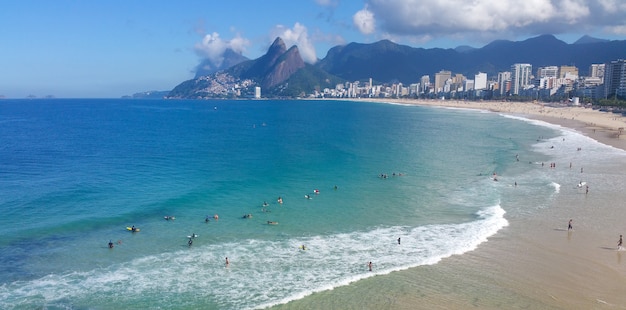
[168,34,626,99]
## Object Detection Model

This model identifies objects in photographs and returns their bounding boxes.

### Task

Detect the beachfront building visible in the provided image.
[464,79,474,92]
[559,65,579,79]
[474,72,487,91]
[511,63,532,95]
[537,66,559,78]
[420,75,430,94]
[434,70,452,94]
[497,71,512,96]
[603,59,626,99]
[589,64,605,83]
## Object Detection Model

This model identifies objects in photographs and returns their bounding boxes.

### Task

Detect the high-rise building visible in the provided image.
[537,66,559,78]
[420,75,430,93]
[589,64,605,82]
[497,71,511,95]
[464,79,475,92]
[559,66,579,79]
[511,64,532,95]
[474,72,487,90]
[254,87,261,99]
[434,70,452,94]
[604,59,626,99]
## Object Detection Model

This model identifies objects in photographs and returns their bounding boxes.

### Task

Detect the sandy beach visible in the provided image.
[275,99,626,309]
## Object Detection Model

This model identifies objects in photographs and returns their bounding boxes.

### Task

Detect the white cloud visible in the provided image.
[606,24,626,35]
[193,32,250,67]
[361,0,626,43]
[353,6,375,35]
[270,22,318,64]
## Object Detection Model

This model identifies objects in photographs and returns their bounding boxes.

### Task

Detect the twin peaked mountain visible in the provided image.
[169,37,340,98]
[168,35,626,99]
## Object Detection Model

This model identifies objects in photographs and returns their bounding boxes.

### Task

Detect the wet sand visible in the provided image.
[274,99,626,309]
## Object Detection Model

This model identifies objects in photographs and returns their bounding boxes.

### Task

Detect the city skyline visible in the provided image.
[1,0,626,98]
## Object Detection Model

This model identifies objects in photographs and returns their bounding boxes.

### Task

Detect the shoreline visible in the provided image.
[345,98,626,152]
[275,98,626,309]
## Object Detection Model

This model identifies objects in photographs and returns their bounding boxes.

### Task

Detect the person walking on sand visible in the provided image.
[618,235,623,250]
[568,219,573,231]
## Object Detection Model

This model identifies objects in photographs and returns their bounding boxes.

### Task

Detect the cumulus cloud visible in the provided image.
[353,6,375,35]
[193,32,250,67]
[270,22,318,64]
[362,0,626,42]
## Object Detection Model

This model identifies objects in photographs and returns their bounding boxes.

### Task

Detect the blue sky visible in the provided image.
[1,0,625,98]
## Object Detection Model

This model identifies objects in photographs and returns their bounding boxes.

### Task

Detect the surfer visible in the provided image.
[568,219,573,231]
[397,237,401,245]
[301,245,306,250]
[305,194,311,199]
[205,216,210,223]
[188,238,193,247]
[618,235,623,250]
[108,240,114,248]
[263,201,269,207]
[131,225,137,232]
[277,196,283,204]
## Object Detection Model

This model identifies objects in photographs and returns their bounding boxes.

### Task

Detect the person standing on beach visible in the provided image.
[618,235,623,250]
[568,219,573,231]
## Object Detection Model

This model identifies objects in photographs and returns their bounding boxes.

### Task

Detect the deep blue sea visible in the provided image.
[2,98,621,309]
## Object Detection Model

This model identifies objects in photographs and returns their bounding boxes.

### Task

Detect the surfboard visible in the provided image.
[126,227,140,232]
[187,234,199,238]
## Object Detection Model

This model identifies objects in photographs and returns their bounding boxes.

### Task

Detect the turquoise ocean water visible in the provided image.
[1,99,623,309]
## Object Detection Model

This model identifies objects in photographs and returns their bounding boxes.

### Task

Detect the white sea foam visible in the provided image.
[551,182,561,193]
[0,205,508,309]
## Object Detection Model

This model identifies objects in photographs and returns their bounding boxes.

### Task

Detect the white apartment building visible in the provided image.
[511,63,532,95]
